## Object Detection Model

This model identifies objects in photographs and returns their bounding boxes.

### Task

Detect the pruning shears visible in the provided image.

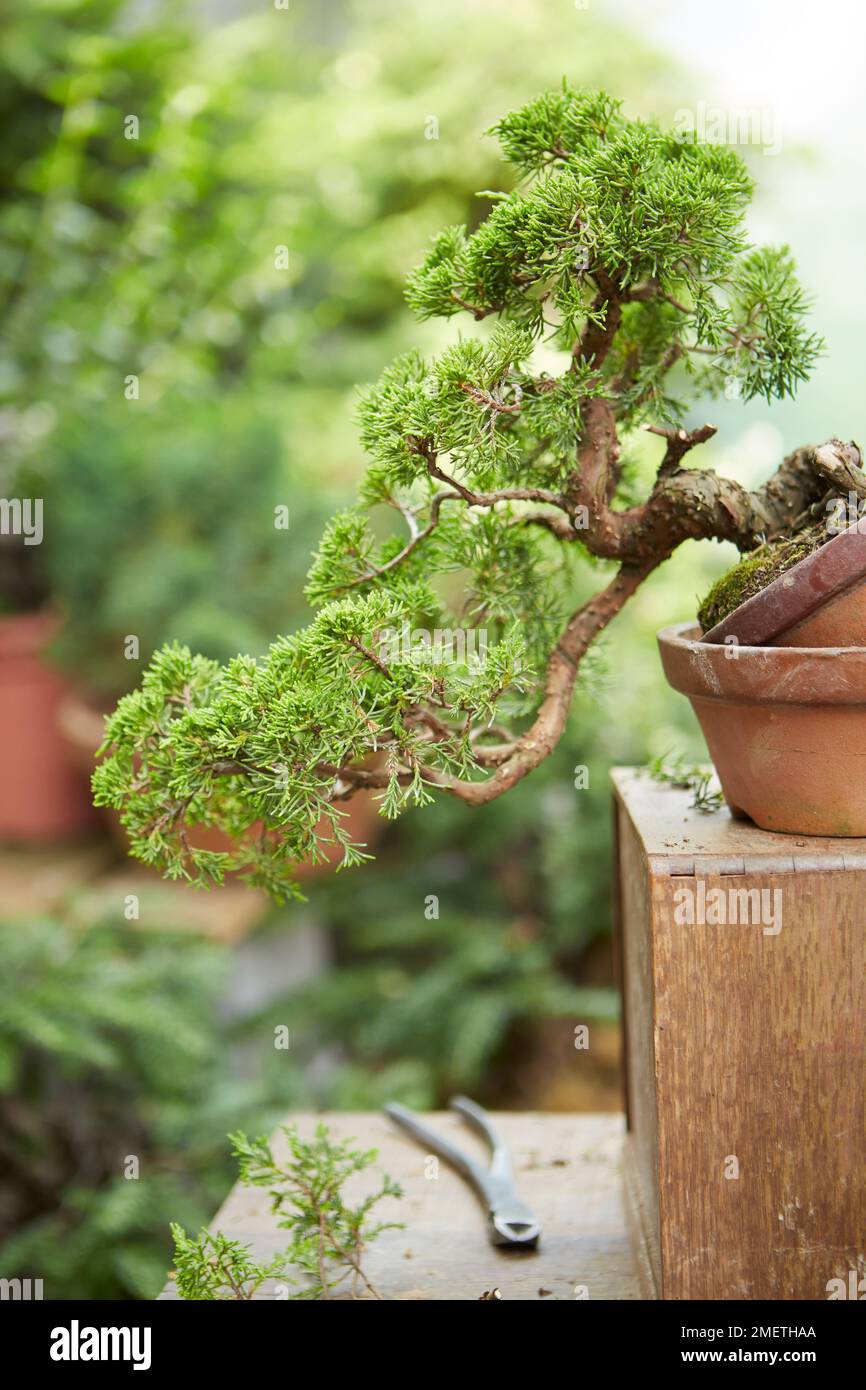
[384,1095,541,1249]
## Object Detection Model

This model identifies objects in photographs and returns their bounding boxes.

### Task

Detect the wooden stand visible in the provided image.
[613,768,866,1300]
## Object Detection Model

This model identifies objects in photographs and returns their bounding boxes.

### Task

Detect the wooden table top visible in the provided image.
[160,1111,641,1301]
[612,766,866,874]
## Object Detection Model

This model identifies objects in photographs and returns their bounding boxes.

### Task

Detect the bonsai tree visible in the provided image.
[94,86,864,900]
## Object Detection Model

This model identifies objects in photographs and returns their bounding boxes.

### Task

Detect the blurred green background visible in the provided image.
[0,0,857,1298]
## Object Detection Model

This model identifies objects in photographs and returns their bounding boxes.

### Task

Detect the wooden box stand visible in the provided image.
[613,768,866,1300]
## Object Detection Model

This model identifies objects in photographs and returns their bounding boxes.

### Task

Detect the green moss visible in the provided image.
[697,537,816,632]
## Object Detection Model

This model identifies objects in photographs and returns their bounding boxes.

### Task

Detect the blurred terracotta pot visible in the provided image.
[61,691,382,877]
[658,622,866,837]
[0,611,100,842]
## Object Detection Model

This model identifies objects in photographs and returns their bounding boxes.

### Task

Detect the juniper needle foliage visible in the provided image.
[231,1125,403,1300]
[95,85,855,899]
[171,1125,401,1299]
[169,1226,293,1301]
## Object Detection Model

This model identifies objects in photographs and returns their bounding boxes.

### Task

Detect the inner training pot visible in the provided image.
[701,516,866,648]
[657,622,866,837]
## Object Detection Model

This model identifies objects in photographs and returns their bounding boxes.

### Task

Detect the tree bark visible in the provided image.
[428,437,864,806]
[570,438,863,565]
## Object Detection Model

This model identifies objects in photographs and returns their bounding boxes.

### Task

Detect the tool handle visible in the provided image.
[384,1101,498,1206]
[449,1095,511,1184]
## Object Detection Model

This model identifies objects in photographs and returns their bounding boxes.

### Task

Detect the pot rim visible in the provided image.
[657,621,866,705]
[659,619,866,658]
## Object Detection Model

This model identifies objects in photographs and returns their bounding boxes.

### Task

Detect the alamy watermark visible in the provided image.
[50,1320,151,1371]
[826,493,866,534]
[380,623,489,666]
[826,1270,866,1299]
[0,1276,43,1300]
[673,879,782,935]
[674,102,782,157]
[0,497,42,545]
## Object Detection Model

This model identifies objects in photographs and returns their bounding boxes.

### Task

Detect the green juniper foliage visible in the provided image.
[94,86,823,899]
[171,1125,402,1300]
[169,1226,293,1301]
[231,1125,403,1299]
[648,753,724,814]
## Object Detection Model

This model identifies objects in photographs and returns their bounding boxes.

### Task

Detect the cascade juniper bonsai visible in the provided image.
[94,86,866,899]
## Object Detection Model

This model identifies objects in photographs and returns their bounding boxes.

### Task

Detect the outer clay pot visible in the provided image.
[0,611,100,843]
[657,622,866,836]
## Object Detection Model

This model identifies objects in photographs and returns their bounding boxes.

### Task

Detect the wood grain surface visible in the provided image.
[614,768,866,1300]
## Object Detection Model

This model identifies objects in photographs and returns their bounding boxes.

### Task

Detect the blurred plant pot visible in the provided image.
[59,691,382,878]
[0,611,100,842]
[657,621,866,836]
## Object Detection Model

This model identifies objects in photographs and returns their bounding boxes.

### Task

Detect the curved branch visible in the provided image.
[322,440,863,809]
[334,489,461,591]
[209,439,865,820]
[571,438,864,564]
[418,562,656,806]
[426,457,565,510]
[300,563,655,811]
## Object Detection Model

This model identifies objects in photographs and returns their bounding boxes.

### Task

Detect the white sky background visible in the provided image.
[609,0,866,481]
[620,0,866,151]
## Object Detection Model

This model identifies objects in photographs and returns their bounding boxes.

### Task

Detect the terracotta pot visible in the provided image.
[703,517,866,648]
[61,690,382,877]
[0,612,100,843]
[657,621,866,836]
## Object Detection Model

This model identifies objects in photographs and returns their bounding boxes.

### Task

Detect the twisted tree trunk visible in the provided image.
[428,435,865,805]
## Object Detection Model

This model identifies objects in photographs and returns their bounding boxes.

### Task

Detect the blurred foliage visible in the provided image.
[0,909,393,1299]
[43,401,331,697]
[1,0,676,421]
[0,885,608,1300]
[0,915,229,1299]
